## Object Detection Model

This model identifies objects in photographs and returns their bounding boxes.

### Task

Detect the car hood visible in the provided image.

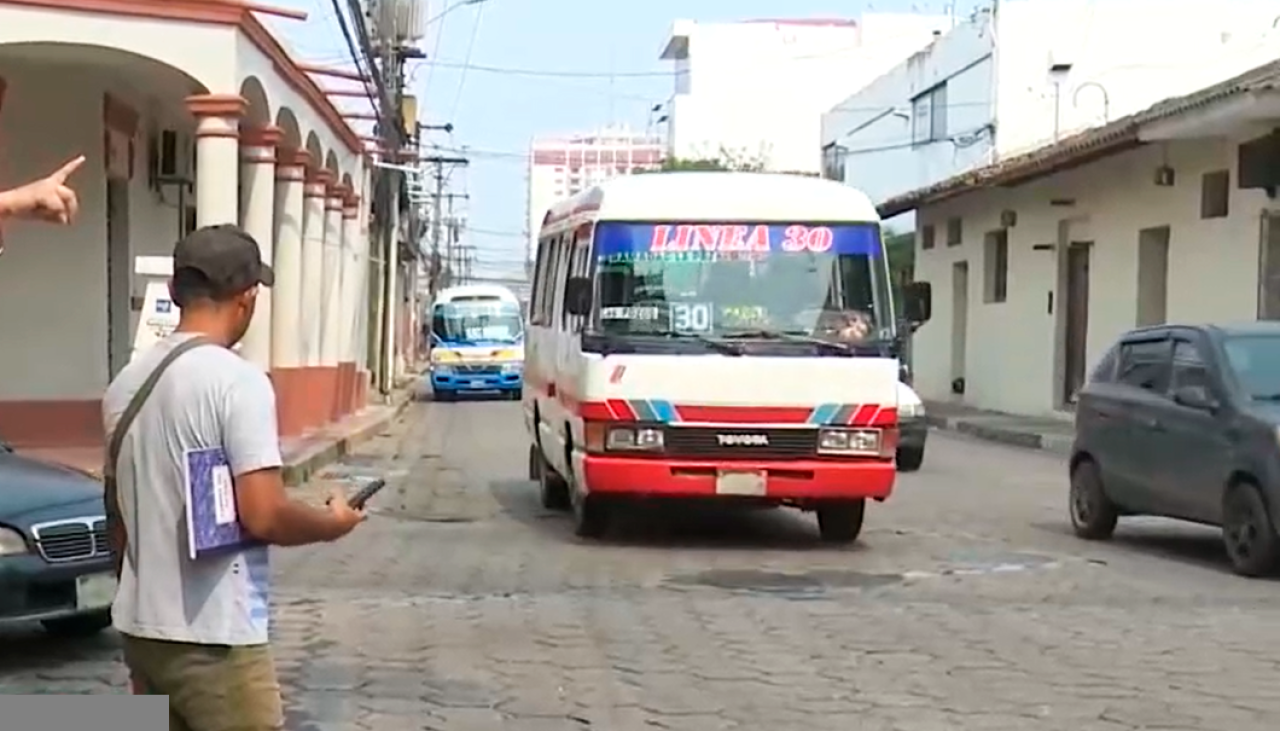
[0,451,104,525]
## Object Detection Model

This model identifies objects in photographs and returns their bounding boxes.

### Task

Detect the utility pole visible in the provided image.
[420,154,468,294]
[442,191,469,286]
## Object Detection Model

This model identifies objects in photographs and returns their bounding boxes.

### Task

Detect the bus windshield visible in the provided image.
[432,301,523,344]
[591,221,893,343]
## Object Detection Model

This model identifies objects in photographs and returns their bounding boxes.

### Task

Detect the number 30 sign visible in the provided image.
[670,303,713,332]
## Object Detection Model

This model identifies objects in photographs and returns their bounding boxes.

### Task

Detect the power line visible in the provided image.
[448,3,487,120]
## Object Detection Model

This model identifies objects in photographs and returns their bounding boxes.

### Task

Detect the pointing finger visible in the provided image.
[51,155,86,183]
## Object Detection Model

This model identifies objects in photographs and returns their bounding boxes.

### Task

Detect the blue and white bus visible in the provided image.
[428,285,525,400]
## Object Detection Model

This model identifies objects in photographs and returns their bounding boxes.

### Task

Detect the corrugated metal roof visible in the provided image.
[876,58,1280,218]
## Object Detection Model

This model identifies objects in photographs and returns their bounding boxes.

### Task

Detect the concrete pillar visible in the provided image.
[337,191,362,416]
[356,165,374,404]
[185,94,245,227]
[236,125,280,371]
[271,148,309,436]
[299,167,331,430]
[319,182,346,422]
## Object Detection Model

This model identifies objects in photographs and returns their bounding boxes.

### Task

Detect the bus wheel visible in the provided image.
[816,499,865,544]
[539,454,571,511]
[571,489,609,539]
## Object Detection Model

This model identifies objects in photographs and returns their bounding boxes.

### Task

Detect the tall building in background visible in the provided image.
[658,14,954,175]
[525,126,664,266]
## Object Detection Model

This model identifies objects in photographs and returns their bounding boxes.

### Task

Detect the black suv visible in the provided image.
[1070,322,1280,577]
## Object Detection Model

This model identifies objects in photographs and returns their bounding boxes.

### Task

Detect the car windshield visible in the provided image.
[432,301,522,344]
[590,221,893,343]
[1224,334,1280,399]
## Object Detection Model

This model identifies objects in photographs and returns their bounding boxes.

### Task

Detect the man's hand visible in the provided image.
[326,488,365,538]
[0,156,85,224]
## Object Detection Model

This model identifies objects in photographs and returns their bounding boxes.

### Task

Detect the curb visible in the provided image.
[925,414,1073,456]
[282,392,415,487]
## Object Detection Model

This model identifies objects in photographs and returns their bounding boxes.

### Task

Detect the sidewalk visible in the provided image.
[18,378,422,486]
[924,400,1074,456]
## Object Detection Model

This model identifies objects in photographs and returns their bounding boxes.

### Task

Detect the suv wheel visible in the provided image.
[1223,481,1280,577]
[1069,459,1118,540]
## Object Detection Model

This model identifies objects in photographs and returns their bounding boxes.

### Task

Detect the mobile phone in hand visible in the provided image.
[348,478,386,509]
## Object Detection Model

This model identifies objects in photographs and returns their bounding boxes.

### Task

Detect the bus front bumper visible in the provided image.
[431,367,522,393]
[581,455,895,500]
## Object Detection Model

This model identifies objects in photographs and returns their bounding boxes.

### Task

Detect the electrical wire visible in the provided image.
[421,5,450,100]
[448,2,487,120]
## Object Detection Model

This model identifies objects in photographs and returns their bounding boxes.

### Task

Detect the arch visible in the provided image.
[304,130,323,167]
[324,150,339,175]
[341,172,353,189]
[274,106,302,151]
[238,76,270,128]
[0,41,208,100]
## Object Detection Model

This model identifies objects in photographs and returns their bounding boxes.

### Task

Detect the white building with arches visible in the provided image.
[0,0,408,462]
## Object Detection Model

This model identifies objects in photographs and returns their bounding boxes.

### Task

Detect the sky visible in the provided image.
[270,0,966,281]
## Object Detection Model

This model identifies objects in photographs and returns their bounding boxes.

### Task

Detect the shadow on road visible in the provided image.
[1036,518,1273,578]
[489,478,863,552]
[0,624,119,676]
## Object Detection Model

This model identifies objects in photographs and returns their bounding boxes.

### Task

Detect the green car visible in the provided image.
[0,444,115,636]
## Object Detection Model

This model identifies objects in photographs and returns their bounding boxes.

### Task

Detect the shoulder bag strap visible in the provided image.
[104,336,215,574]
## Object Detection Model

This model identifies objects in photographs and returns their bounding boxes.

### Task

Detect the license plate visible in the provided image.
[716,470,766,496]
[469,380,485,388]
[76,573,117,610]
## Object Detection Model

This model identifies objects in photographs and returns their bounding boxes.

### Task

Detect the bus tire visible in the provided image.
[538,453,571,511]
[816,499,865,544]
[571,489,609,539]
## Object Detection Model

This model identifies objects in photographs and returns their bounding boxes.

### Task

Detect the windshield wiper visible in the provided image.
[657,331,743,356]
[724,328,853,354]
[1253,393,1280,401]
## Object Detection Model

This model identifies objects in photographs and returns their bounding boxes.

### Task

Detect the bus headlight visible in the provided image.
[899,401,924,418]
[606,426,664,452]
[817,428,881,455]
[500,362,523,375]
[433,364,454,376]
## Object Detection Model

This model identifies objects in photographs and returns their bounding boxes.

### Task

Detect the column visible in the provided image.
[299,167,331,430]
[320,182,346,423]
[271,148,309,436]
[237,125,281,371]
[338,191,362,415]
[355,165,374,406]
[185,94,246,227]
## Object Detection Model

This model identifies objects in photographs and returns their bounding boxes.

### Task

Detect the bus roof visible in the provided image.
[433,284,520,305]
[541,172,879,232]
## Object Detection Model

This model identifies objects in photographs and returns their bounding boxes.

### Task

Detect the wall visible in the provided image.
[823,0,1280,206]
[910,133,1271,417]
[667,15,950,174]
[0,60,190,402]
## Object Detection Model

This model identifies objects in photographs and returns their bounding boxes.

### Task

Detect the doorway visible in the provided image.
[1062,242,1091,405]
[106,178,131,377]
[950,261,968,391]
[1258,212,1280,319]
[1136,226,1170,326]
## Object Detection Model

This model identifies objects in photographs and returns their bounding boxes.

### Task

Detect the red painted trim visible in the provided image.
[582,455,895,500]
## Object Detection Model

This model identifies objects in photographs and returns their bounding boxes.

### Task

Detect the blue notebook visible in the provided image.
[183,447,260,560]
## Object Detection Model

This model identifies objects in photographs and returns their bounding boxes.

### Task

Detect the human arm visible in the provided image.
[0,156,85,224]
[224,369,361,546]
[104,477,126,579]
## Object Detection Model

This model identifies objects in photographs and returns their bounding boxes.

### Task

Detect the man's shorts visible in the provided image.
[121,634,283,731]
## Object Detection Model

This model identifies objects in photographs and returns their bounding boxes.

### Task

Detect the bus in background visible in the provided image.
[428,284,525,401]
[524,172,931,542]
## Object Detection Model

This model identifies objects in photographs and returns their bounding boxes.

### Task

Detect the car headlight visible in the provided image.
[434,364,454,375]
[501,362,523,374]
[0,526,29,556]
[606,426,664,451]
[899,401,924,418]
[817,428,882,455]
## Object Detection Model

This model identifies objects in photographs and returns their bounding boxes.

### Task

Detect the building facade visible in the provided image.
[821,0,1280,222]
[524,126,662,263]
[660,15,953,175]
[0,0,413,464]
[889,60,1280,418]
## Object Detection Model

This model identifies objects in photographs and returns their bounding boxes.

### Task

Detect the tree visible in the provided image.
[883,227,916,315]
[639,145,768,174]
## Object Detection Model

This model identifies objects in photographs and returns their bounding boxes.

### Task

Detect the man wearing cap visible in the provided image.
[103,224,364,730]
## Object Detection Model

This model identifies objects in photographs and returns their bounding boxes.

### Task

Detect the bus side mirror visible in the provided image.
[903,281,932,325]
[564,277,593,316]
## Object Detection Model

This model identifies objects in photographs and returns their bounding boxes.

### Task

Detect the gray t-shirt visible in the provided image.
[103,333,281,646]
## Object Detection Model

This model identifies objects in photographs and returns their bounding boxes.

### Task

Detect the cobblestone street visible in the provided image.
[5,398,1280,730]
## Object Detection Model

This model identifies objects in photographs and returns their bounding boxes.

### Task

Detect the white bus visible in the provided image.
[427,285,524,401]
[524,172,931,541]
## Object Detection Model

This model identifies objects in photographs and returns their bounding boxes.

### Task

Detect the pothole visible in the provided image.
[666,568,902,597]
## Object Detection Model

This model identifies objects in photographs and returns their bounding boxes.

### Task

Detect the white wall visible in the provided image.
[911,134,1271,417]
[823,0,1280,206]
[666,15,951,174]
[0,61,190,399]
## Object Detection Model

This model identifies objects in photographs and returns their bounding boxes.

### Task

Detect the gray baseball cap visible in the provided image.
[173,224,274,296]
